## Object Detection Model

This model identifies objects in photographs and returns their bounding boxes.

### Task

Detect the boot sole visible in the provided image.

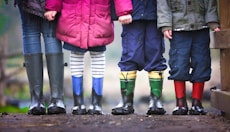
[47,107,66,115]
[111,108,134,115]
[28,107,46,115]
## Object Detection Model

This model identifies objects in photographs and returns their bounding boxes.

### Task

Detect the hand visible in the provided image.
[163,30,172,39]
[118,14,132,25]
[44,11,57,21]
[214,27,221,32]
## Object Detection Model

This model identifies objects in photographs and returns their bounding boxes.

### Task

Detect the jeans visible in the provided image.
[18,1,62,54]
[168,28,211,82]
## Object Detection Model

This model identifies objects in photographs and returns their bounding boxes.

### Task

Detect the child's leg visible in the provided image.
[88,51,105,115]
[111,71,136,115]
[189,82,206,115]
[167,31,193,115]
[172,80,188,115]
[144,21,167,115]
[147,71,166,115]
[189,29,210,115]
[70,51,87,115]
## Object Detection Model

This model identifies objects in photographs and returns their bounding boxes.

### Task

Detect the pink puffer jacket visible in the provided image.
[45,0,132,49]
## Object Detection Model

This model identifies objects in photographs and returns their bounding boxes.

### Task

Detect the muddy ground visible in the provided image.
[0,112,230,132]
[2,37,228,131]
[2,58,228,132]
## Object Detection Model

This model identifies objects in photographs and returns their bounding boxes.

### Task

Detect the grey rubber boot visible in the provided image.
[24,53,46,115]
[46,53,66,114]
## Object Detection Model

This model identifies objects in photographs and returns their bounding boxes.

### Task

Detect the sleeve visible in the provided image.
[45,0,62,12]
[157,0,172,29]
[113,0,133,17]
[205,0,219,24]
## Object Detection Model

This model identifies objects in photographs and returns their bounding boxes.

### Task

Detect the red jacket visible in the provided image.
[45,0,132,49]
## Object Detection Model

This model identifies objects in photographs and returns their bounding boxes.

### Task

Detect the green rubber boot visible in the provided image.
[111,71,136,115]
[147,71,166,115]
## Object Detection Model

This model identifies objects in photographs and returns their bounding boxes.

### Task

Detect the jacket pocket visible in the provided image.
[57,2,80,39]
[170,0,183,12]
[93,4,113,38]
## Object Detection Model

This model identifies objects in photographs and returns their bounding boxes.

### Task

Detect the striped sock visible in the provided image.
[90,51,105,78]
[69,51,84,77]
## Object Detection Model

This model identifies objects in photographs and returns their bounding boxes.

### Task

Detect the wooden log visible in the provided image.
[211,90,230,118]
[210,1,230,118]
[210,29,230,49]
[218,0,230,29]
[219,49,230,91]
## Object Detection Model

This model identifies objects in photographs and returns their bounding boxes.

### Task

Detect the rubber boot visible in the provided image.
[189,82,206,115]
[24,53,46,115]
[111,71,136,115]
[72,76,87,115]
[147,71,166,115]
[172,80,188,115]
[46,53,66,114]
[88,77,103,115]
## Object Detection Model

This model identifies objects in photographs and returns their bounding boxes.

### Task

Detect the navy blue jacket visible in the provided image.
[132,0,157,20]
[111,0,157,21]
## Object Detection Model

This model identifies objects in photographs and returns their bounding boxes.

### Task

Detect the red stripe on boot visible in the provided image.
[192,82,204,101]
[174,80,186,99]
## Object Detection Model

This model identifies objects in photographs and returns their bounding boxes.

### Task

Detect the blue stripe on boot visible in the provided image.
[92,77,103,95]
[72,76,83,95]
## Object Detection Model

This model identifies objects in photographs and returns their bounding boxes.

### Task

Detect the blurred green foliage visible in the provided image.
[0,105,28,113]
[4,85,30,100]
[6,56,23,68]
[0,15,9,35]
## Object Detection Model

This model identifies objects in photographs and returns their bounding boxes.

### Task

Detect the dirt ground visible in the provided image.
[2,55,228,132]
[2,35,228,131]
[0,112,230,132]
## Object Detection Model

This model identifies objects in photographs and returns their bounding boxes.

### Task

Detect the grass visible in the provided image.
[0,105,28,113]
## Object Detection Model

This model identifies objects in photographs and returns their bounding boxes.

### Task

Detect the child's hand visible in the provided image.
[214,27,221,32]
[44,11,57,21]
[163,30,172,39]
[118,14,132,25]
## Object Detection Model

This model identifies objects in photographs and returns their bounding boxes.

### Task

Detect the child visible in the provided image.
[17,0,66,115]
[111,0,167,115]
[157,0,220,115]
[44,0,133,115]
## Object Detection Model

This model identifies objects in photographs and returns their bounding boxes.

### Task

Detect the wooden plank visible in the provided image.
[210,29,230,49]
[219,49,230,91]
[218,0,230,29]
[210,0,230,119]
[210,0,230,48]
[211,90,230,116]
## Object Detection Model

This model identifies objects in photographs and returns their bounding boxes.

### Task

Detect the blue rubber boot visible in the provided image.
[72,76,87,115]
[88,77,103,115]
